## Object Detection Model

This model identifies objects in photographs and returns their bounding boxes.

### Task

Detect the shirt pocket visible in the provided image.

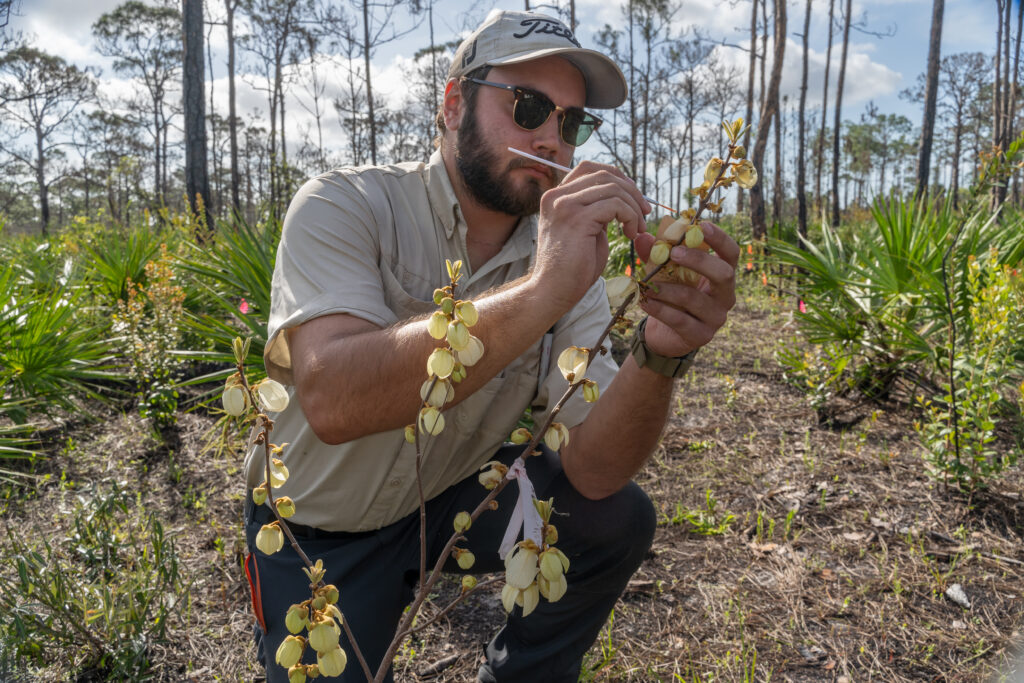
[380,265,436,323]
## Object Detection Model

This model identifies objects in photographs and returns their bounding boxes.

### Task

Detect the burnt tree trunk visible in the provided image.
[915,0,944,199]
[183,0,212,235]
[750,0,786,241]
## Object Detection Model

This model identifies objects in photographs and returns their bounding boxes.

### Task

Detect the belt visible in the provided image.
[247,501,377,541]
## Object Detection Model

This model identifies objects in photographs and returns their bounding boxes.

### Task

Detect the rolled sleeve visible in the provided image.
[264,172,391,383]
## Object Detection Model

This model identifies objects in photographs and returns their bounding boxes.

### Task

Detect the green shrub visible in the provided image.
[0,484,186,678]
[113,245,186,429]
[915,251,1024,491]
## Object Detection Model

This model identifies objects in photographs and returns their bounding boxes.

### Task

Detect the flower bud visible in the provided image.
[733,145,746,159]
[455,300,478,327]
[685,226,705,249]
[427,311,449,340]
[450,362,468,383]
[285,603,309,634]
[323,584,340,605]
[650,240,671,265]
[317,645,347,677]
[275,635,305,669]
[544,524,559,545]
[276,496,296,518]
[509,427,532,445]
[455,548,475,570]
[556,346,589,383]
[455,335,484,367]
[418,406,445,436]
[426,348,455,379]
[703,157,724,184]
[733,159,758,189]
[257,379,290,413]
[420,378,454,408]
[404,424,416,444]
[308,617,340,653]
[288,665,307,683]
[447,320,470,351]
[252,484,268,506]
[256,523,284,555]
[312,595,327,612]
[222,386,247,416]
[432,288,446,305]
[582,380,599,403]
[441,297,455,315]
[453,511,472,533]
[462,575,478,592]
[533,498,553,523]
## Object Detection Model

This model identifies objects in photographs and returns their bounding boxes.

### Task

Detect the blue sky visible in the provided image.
[0,0,1004,161]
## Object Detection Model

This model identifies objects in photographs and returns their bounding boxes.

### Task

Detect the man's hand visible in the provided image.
[532,160,651,308]
[632,221,738,357]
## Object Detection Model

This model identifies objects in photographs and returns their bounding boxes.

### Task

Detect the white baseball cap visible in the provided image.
[449,9,628,109]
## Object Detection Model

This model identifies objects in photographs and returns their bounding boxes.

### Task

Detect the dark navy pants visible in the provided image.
[243,444,656,682]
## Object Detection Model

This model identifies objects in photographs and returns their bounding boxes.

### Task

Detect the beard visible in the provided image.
[454,109,547,217]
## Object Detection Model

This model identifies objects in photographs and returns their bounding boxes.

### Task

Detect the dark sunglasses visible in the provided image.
[462,77,602,147]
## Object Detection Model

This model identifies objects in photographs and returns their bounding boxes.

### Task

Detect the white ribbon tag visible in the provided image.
[498,459,544,559]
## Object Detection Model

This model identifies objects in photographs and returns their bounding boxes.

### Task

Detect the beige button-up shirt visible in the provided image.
[244,151,618,532]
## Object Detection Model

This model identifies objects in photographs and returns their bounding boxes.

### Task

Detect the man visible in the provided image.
[243,9,738,682]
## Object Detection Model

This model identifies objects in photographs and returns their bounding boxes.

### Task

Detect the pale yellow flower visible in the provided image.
[275,634,304,668]
[317,645,347,676]
[455,335,485,366]
[556,346,589,383]
[257,379,289,412]
[256,523,284,555]
[426,348,455,379]
[221,386,247,416]
[733,159,758,189]
[418,406,445,436]
[505,544,539,590]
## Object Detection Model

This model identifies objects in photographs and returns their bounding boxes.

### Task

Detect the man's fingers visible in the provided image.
[700,221,740,269]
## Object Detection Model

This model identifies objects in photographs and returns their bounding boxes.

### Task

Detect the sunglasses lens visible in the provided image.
[513,91,556,130]
[562,111,597,146]
[511,87,601,146]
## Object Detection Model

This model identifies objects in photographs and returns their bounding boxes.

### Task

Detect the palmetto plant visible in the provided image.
[176,217,280,391]
[0,262,121,423]
[771,194,1024,402]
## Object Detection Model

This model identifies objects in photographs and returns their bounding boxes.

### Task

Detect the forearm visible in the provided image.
[559,355,675,499]
[293,274,567,444]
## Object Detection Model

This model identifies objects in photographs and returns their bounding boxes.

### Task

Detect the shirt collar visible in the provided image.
[425,148,539,281]
[426,149,460,241]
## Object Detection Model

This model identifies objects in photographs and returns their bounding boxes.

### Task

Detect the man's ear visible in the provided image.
[442,79,465,132]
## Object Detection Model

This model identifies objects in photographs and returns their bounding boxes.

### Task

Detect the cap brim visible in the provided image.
[488,47,627,109]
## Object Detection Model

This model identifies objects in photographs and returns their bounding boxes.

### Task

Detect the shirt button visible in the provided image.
[389,478,402,488]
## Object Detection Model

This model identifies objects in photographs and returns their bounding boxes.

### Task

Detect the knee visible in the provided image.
[556,479,656,565]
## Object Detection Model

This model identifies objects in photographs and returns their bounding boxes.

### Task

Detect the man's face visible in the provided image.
[453,57,586,217]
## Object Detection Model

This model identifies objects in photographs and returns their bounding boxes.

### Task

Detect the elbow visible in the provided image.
[299,389,354,445]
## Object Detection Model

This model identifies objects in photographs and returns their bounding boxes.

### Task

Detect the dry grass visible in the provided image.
[1,286,1022,682]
